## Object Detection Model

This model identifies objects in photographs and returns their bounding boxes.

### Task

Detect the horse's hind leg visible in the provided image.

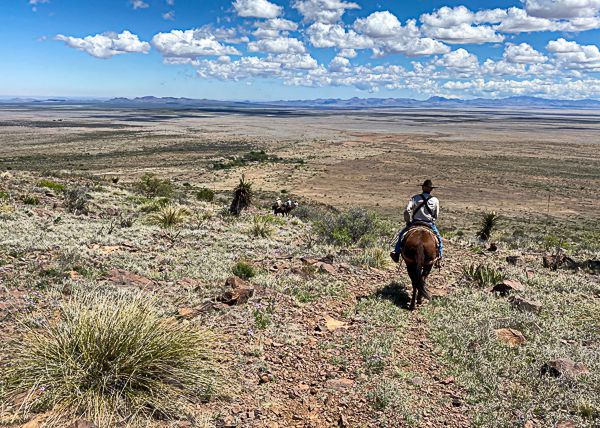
[407,264,418,310]
[416,268,432,305]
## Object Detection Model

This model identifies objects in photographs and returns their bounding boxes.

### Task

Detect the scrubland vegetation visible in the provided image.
[0,168,597,428]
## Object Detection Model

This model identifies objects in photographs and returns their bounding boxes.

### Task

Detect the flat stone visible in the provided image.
[219,276,254,305]
[326,378,354,389]
[318,263,336,275]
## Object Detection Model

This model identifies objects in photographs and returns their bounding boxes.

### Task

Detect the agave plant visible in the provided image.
[476,211,499,241]
[229,175,253,216]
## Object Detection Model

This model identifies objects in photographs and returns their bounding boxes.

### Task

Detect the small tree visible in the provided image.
[229,175,253,216]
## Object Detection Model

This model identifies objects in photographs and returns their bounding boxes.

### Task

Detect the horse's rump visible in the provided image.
[401,228,439,265]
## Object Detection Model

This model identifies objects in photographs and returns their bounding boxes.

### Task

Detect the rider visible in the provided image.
[390,179,443,264]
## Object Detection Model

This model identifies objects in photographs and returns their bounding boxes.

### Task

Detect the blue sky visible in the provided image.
[1,0,600,100]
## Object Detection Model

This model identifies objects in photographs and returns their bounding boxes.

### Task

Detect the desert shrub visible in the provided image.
[229,175,253,216]
[249,215,274,238]
[195,187,215,202]
[463,263,504,287]
[148,204,189,229]
[1,292,220,425]
[139,196,170,213]
[38,179,65,192]
[63,187,90,214]
[0,191,9,201]
[252,301,274,330]
[135,173,174,198]
[21,194,40,205]
[476,211,499,241]
[543,234,571,251]
[314,208,381,247]
[232,260,256,280]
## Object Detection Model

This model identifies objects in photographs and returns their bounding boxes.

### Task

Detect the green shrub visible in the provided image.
[139,196,170,213]
[135,173,174,198]
[195,187,215,202]
[1,292,220,425]
[232,260,256,280]
[38,179,65,192]
[315,208,381,247]
[0,191,9,201]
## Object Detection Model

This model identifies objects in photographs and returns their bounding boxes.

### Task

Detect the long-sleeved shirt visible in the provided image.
[403,192,440,224]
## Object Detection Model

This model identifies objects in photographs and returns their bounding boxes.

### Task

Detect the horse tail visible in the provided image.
[416,242,430,300]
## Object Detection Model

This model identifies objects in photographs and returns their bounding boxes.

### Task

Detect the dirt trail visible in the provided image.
[204,246,473,428]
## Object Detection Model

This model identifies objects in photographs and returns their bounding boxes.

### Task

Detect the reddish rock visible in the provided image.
[176,307,201,320]
[67,421,98,428]
[556,421,576,428]
[219,276,254,305]
[300,257,319,265]
[492,279,524,295]
[106,269,154,288]
[495,328,526,346]
[541,358,589,378]
[318,263,337,275]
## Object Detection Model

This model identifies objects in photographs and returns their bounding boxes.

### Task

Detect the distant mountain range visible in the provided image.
[3,95,600,109]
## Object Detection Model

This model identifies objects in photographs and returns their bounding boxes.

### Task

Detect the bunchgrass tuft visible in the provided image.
[1,291,221,426]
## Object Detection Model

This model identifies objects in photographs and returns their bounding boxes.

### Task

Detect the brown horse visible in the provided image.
[401,227,439,310]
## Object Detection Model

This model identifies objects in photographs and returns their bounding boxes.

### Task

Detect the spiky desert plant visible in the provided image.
[249,215,274,238]
[229,175,253,216]
[476,211,499,241]
[1,292,221,426]
[149,204,189,229]
[463,263,504,287]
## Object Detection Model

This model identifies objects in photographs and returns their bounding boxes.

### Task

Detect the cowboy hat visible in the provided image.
[421,179,436,188]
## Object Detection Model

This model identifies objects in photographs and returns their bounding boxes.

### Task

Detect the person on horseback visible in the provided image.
[390,179,443,264]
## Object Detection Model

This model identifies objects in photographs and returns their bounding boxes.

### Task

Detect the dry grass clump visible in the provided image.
[1,291,221,426]
[353,247,389,269]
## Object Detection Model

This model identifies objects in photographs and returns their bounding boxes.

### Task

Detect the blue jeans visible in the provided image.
[394,222,443,258]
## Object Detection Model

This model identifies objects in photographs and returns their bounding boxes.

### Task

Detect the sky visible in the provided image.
[1,0,600,100]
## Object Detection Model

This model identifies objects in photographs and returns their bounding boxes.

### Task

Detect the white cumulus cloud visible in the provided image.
[293,0,360,23]
[152,29,241,58]
[233,0,282,19]
[55,30,150,59]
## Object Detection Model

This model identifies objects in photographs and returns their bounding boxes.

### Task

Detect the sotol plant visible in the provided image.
[477,211,499,241]
[1,292,221,426]
[463,263,504,287]
[229,175,253,216]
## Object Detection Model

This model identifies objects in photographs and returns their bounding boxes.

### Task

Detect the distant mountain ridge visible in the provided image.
[3,95,600,109]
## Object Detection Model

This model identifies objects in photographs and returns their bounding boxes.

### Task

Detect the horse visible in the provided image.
[273,200,298,216]
[401,225,439,310]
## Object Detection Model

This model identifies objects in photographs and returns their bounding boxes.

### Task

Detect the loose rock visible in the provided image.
[492,279,524,295]
[495,328,526,346]
[219,276,255,305]
[540,358,589,378]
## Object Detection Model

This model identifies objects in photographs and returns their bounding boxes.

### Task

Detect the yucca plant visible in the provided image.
[476,211,499,241]
[229,175,253,216]
[149,204,189,229]
[1,292,221,426]
[249,215,274,238]
[463,263,504,287]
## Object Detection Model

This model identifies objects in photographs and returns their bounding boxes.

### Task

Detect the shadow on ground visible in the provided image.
[372,281,411,309]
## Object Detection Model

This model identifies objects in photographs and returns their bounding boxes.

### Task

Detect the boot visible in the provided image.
[389,251,400,263]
